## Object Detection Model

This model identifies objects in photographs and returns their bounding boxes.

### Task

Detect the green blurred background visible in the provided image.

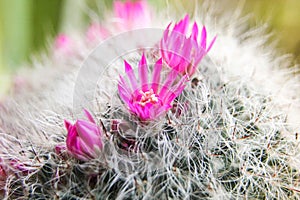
[0,0,300,97]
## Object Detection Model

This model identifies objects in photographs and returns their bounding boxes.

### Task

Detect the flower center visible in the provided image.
[138,89,159,106]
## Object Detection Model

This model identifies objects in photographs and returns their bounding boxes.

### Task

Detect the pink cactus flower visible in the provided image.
[161,14,216,76]
[64,110,103,161]
[118,54,187,121]
[86,23,110,43]
[113,0,151,31]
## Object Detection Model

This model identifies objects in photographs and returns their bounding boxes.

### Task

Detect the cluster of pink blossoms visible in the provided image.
[63,0,215,161]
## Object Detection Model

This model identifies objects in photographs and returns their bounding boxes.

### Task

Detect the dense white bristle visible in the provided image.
[0,1,299,199]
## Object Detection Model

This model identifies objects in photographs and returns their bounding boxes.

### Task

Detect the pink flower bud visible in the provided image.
[65,110,103,161]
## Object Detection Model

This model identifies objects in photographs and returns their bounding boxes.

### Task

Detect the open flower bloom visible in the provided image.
[113,0,151,31]
[161,14,216,76]
[64,110,103,161]
[118,54,187,121]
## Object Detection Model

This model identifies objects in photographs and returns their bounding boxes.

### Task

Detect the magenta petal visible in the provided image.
[151,58,162,93]
[170,33,184,53]
[119,74,132,93]
[138,53,148,91]
[76,120,102,147]
[174,14,189,34]
[163,24,171,40]
[133,104,144,119]
[181,14,190,34]
[192,22,199,41]
[181,38,193,61]
[162,74,187,106]
[169,53,182,71]
[164,92,177,105]
[124,59,133,72]
[159,70,178,99]
[66,125,78,153]
[161,40,169,62]
[155,104,171,117]
[118,82,131,103]
[76,137,94,159]
[143,103,152,119]
[124,60,138,91]
[175,85,186,97]
[200,26,207,49]
[64,120,72,131]
[162,81,185,113]
[83,109,95,123]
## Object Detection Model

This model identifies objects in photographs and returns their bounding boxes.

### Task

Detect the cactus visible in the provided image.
[0,1,300,199]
